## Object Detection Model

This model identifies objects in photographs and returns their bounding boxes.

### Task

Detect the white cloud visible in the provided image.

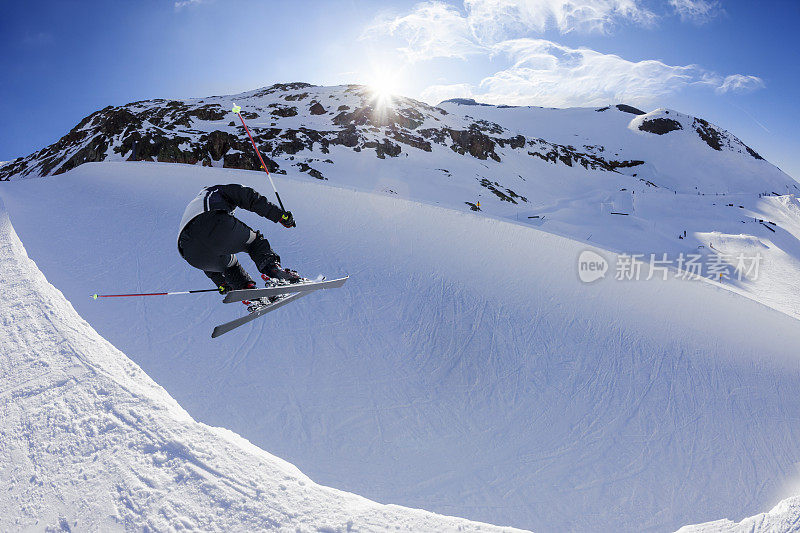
[668,0,722,24]
[465,0,656,39]
[417,39,763,107]
[363,3,485,62]
[477,39,713,106]
[363,0,656,61]
[366,1,764,107]
[717,74,766,94]
[174,0,204,10]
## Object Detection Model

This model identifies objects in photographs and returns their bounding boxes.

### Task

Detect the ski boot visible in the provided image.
[261,262,302,284]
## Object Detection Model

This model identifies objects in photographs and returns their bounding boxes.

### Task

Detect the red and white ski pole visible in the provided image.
[92,287,222,299]
[231,103,294,226]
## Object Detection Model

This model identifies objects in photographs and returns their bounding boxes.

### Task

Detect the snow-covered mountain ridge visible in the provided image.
[1,83,793,198]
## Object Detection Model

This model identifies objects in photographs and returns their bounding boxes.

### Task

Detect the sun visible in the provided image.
[366,71,399,108]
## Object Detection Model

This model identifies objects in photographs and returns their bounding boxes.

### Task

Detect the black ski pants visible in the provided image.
[178,211,278,289]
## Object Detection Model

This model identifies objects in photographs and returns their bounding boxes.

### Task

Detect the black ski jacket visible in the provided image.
[178,184,283,237]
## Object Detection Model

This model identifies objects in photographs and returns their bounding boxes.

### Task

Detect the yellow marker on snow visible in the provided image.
[231,103,242,114]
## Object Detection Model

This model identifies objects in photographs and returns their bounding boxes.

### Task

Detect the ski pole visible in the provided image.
[92,288,222,299]
[231,103,291,221]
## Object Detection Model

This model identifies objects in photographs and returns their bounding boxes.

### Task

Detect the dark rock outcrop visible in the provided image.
[693,118,723,151]
[478,178,528,204]
[285,92,309,102]
[745,146,764,160]
[639,118,683,135]
[615,104,646,115]
[189,104,227,122]
[333,125,360,148]
[297,162,326,180]
[363,139,401,159]
[386,129,432,152]
[271,106,298,118]
[448,129,499,162]
[440,98,494,107]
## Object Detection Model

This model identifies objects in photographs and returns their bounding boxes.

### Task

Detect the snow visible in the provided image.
[0,194,522,532]
[438,100,793,194]
[679,496,800,532]
[3,161,800,531]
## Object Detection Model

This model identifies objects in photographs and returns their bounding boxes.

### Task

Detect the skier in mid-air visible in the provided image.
[178,184,301,297]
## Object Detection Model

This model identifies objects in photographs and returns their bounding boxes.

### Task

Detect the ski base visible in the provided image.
[211,292,310,338]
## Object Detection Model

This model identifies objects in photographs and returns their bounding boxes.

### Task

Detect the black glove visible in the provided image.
[279,210,296,228]
[217,284,232,295]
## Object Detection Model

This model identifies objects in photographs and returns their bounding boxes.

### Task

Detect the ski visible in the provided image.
[211,292,310,338]
[222,276,348,303]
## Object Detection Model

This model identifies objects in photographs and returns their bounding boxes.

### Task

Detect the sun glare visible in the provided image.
[367,71,399,108]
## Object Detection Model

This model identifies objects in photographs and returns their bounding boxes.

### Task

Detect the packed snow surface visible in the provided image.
[679,496,800,532]
[3,162,800,532]
[0,195,523,532]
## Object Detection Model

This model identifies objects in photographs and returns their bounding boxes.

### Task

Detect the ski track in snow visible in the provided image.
[0,194,524,532]
[2,162,800,532]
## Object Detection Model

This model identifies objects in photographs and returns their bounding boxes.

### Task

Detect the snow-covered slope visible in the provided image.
[3,162,800,532]
[0,195,522,532]
[437,100,792,194]
[679,496,800,532]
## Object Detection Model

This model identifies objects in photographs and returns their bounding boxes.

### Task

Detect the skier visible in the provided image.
[178,184,301,297]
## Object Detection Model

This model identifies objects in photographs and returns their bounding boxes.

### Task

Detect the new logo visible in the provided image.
[578,250,608,283]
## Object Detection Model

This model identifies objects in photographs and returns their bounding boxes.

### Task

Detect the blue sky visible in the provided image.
[1,0,798,179]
